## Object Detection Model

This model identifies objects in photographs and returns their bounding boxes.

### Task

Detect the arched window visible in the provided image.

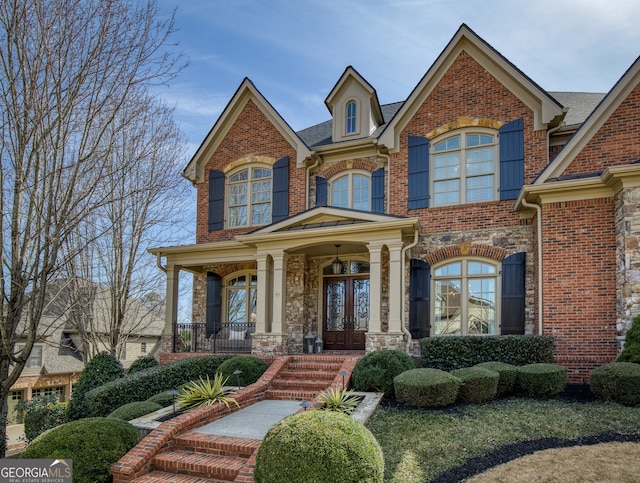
[433,259,499,336]
[346,100,357,134]
[224,272,257,326]
[432,131,497,206]
[331,172,370,210]
[227,166,272,227]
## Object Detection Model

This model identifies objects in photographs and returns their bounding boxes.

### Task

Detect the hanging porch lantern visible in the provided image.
[332,244,343,275]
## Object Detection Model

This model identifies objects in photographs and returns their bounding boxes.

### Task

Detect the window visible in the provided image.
[331,172,370,210]
[227,167,272,227]
[432,131,497,206]
[31,386,64,402]
[141,342,147,354]
[18,345,43,369]
[433,259,498,336]
[225,273,257,326]
[346,100,357,134]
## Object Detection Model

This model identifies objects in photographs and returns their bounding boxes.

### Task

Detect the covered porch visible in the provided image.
[150,207,419,357]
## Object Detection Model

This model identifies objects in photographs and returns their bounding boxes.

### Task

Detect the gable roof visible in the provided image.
[536,55,640,183]
[183,78,311,184]
[378,24,565,152]
[324,66,384,125]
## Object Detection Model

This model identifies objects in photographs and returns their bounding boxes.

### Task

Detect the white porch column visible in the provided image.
[164,264,180,339]
[368,244,383,333]
[256,253,270,334]
[388,242,404,334]
[271,251,287,335]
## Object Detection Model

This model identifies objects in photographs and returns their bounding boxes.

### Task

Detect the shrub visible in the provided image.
[394,368,461,408]
[420,335,554,371]
[318,387,361,415]
[17,395,66,443]
[617,314,640,363]
[351,349,416,398]
[147,390,179,407]
[107,401,162,421]
[590,362,640,406]
[127,355,159,375]
[474,361,519,396]
[21,417,139,483]
[516,363,567,397]
[66,352,125,421]
[217,355,268,386]
[83,355,231,417]
[451,367,499,404]
[177,373,239,411]
[254,410,383,483]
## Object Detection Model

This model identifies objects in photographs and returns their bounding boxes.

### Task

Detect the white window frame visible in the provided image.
[223,271,258,326]
[18,344,43,370]
[226,165,272,228]
[431,258,501,336]
[431,129,498,206]
[329,170,371,211]
[345,99,359,135]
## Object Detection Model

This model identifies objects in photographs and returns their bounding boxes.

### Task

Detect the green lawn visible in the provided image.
[366,398,640,482]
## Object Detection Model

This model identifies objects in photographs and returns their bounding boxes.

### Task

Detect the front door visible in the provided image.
[323,276,369,351]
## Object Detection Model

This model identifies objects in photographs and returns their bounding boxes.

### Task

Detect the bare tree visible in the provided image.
[0,0,185,455]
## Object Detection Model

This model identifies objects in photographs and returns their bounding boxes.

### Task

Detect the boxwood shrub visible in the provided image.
[127,355,159,374]
[83,355,232,417]
[254,410,383,483]
[394,368,461,408]
[351,349,416,398]
[474,361,519,396]
[107,401,162,421]
[590,362,640,406]
[450,367,499,404]
[217,355,268,386]
[617,314,640,363]
[21,417,139,483]
[420,335,554,371]
[516,363,567,397]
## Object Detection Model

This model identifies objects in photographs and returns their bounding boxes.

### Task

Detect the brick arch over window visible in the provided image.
[318,158,379,180]
[425,244,507,265]
[222,155,276,173]
[425,117,503,140]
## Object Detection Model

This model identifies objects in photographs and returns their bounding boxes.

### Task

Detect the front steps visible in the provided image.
[119,354,361,483]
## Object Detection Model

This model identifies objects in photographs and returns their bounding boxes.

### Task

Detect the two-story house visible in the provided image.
[151,24,640,382]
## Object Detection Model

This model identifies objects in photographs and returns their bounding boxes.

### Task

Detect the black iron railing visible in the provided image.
[174,322,255,353]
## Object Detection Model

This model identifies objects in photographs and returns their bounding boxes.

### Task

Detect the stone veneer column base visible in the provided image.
[366,332,406,351]
[251,333,285,355]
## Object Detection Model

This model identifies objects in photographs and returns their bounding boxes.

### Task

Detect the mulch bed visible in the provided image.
[378,385,640,482]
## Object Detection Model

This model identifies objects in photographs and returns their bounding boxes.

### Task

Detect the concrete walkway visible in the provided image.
[6,424,26,454]
[192,400,303,440]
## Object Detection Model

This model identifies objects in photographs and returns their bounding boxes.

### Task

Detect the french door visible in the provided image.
[323,276,369,351]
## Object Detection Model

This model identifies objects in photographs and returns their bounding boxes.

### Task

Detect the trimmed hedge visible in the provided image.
[516,363,567,397]
[147,390,180,407]
[617,314,640,363]
[254,411,383,482]
[590,362,640,406]
[217,355,268,386]
[450,367,499,404]
[351,349,416,398]
[474,361,519,396]
[21,417,139,483]
[107,401,162,421]
[394,368,461,408]
[420,335,554,371]
[82,355,232,417]
[127,355,159,374]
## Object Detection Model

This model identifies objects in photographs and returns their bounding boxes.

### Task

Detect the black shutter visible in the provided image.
[371,168,385,213]
[272,156,289,222]
[501,252,526,335]
[208,170,225,231]
[409,259,431,338]
[499,118,524,200]
[206,272,222,336]
[316,176,327,207]
[408,136,430,209]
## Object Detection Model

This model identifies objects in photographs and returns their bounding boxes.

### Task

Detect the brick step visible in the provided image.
[286,361,343,372]
[278,369,336,380]
[132,470,227,482]
[174,432,260,458]
[153,450,246,481]
[265,388,319,401]
[269,378,331,391]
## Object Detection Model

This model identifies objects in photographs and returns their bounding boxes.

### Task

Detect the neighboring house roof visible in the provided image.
[548,92,606,128]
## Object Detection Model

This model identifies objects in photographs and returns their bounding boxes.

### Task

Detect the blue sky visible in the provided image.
[156,0,640,159]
